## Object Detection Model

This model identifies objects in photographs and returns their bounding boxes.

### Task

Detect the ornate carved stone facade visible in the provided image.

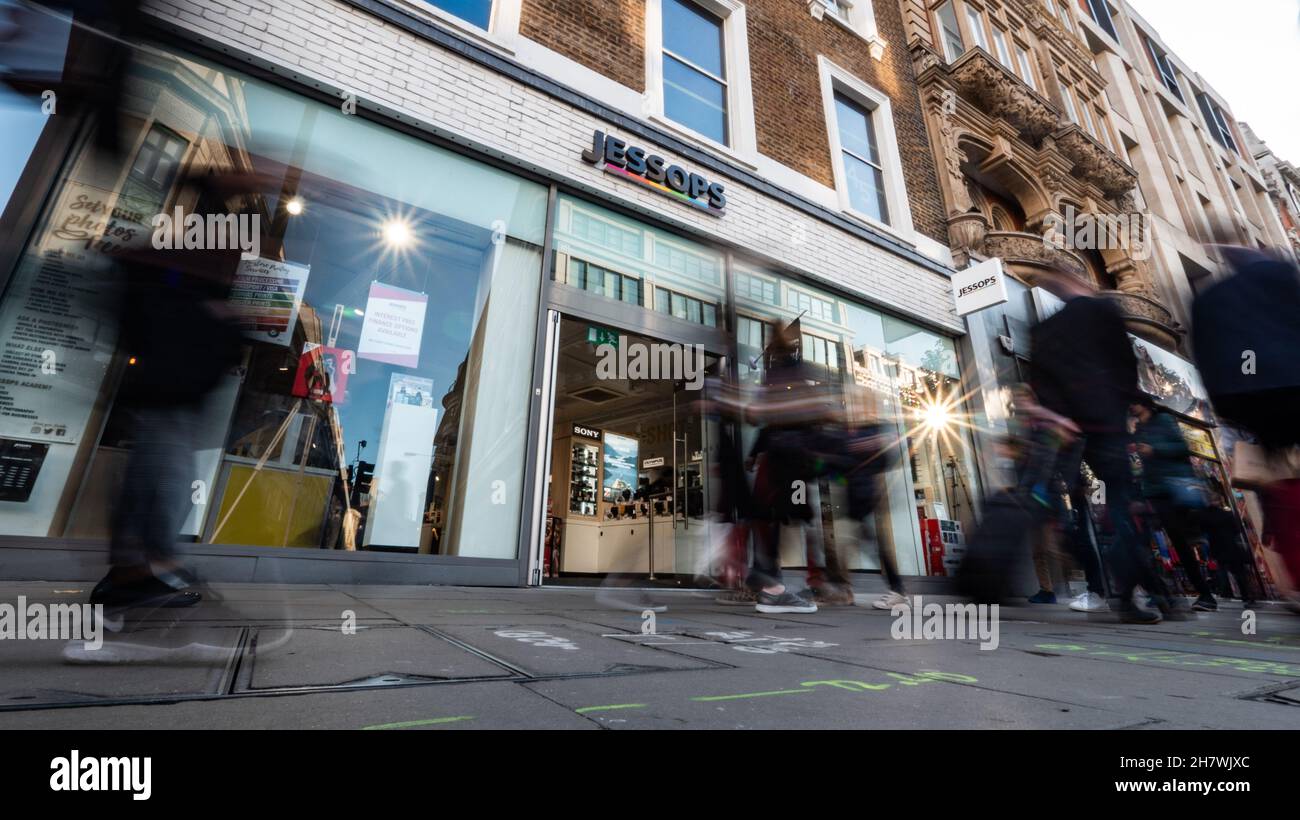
[900,0,1180,347]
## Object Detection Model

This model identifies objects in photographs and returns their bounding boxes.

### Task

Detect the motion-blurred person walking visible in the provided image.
[1191,246,1300,607]
[1131,397,1219,611]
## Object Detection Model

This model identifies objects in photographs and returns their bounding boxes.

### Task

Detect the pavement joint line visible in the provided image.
[361,715,475,730]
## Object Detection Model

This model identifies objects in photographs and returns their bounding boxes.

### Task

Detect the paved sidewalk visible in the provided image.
[1,581,1298,729]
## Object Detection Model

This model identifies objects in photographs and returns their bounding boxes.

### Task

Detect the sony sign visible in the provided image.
[951,257,1009,316]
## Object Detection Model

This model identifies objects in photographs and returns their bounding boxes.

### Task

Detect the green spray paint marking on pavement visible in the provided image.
[1036,643,1300,676]
[692,689,814,702]
[575,704,648,714]
[362,715,475,730]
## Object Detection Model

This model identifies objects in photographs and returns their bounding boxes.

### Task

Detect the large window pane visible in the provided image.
[0,45,546,562]
[844,155,889,223]
[663,55,728,144]
[425,0,494,29]
[663,0,725,76]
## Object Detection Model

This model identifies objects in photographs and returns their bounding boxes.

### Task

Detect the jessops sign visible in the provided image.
[582,130,727,216]
[952,257,1009,316]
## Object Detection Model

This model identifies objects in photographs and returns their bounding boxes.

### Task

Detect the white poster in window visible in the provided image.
[362,373,436,549]
[0,250,116,445]
[357,282,428,368]
[228,257,311,347]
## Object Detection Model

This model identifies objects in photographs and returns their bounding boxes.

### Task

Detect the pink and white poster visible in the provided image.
[357,282,428,368]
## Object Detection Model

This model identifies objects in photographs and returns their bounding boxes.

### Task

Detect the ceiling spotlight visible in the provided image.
[382,218,413,248]
[285,196,304,216]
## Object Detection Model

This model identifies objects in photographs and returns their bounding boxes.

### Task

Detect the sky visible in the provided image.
[1127,0,1300,163]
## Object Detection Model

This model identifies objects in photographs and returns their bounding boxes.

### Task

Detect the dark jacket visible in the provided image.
[1030,295,1141,433]
[1133,408,1196,499]
[1192,249,1300,398]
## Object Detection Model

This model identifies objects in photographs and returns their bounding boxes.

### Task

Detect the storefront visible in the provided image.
[0,33,977,587]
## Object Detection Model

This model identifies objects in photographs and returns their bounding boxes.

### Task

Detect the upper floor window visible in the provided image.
[963,5,989,51]
[1142,35,1184,102]
[424,0,493,29]
[1044,0,1074,32]
[936,1,965,63]
[1078,0,1118,40]
[819,0,852,23]
[1196,92,1239,154]
[661,0,728,145]
[833,92,890,224]
[1014,43,1039,90]
[818,57,914,234]
[1058,76,1079,123]
[991,25,1014,70]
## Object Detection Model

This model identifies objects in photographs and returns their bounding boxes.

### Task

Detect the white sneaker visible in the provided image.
[1069,591,1109,612]
[870,591,908,610]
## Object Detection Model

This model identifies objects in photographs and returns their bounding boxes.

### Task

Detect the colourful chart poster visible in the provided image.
[357,282,428,368]
[229,257,311,347]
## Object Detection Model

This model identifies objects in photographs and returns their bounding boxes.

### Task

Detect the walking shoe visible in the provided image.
[870,591,908,611]
[1027,589,1057,604]
[1118,602,1161,624]
[1156,597,1193,621]
[89,572,202,611]
[716,587,758,606]
[755,589,818,614]
[802,585,855,605]
[1192,594,1218,612]
[1069,591,1110,612]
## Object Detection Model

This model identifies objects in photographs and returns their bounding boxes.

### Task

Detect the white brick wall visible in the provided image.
[142,0,963,332]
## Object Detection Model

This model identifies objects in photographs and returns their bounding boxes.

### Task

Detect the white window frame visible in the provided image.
[964,4,989,51]
[810,0,888,56]
[817,56,915,240]
[1058,75,1079,124]
[991,25,1013,69]
[1014,43,1038,90]
[645,0,757,159]
[405,0,522,52]
[935,1,965,63]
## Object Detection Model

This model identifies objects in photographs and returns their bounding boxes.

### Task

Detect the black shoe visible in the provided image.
[1156,597,1193,621]
[1192,594,1218,612]
[755,589,817,614]
[1118,603,1161,624]
[89,572,202,610]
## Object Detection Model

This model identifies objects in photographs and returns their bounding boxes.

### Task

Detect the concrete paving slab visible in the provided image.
[0,626,239,707]
[244,626,509,689]
[435,621,718,676]
[0,680,596,730]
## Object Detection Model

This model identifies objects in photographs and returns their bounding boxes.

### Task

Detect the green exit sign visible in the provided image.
[587,326,619,347]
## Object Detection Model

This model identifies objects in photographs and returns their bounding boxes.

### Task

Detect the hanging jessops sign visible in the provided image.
[583,130,727,216]
[952,257,1009,316]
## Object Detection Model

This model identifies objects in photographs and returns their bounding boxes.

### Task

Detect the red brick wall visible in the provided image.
[518,0,946,243]
[745,0,946,243]
[520,0,646,92]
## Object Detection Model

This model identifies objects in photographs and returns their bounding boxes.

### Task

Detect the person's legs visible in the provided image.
[1083,434,1173,614]
[1150,498,1213,599]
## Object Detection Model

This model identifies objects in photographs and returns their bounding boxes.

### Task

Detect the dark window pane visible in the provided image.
[834,94,879,164]
[663,0,724,77]
[844,154,889,223]
[663,55,727,143]
[427,0,493,29]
